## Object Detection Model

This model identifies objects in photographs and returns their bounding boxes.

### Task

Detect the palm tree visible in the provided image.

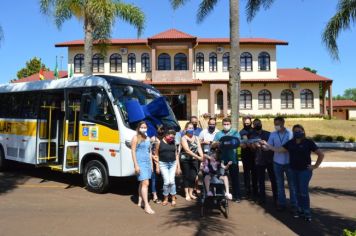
[322,0,356,60]
[40,0,145,76]
[171,0,271,130]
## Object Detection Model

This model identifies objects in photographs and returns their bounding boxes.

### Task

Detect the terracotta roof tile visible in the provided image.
[13,71,68,83]
[149,28,196,40]
[325,100,356,108]
[198,38,288,45]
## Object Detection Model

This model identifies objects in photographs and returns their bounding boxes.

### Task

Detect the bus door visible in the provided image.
[36,92,64,165]
[62,90,81,172]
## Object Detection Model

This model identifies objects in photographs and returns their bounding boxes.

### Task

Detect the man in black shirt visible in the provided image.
[240,116,258,198]
[250,119,277,205]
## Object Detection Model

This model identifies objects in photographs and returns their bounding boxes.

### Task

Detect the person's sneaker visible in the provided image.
[233,198,241,203]
[225,193,233,200]
[276,205,286,212]
[293,210,303,219]
[207,191,213,197]
[304,216,312,222]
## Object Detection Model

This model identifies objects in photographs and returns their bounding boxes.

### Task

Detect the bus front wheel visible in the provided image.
[83,160,109,193]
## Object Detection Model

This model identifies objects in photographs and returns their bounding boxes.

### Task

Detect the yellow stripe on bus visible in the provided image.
[79,123,120,144]
[0,120,37,136]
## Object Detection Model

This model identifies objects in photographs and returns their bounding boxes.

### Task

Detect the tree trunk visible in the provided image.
[84,16,93,76]
[229,0,241,130]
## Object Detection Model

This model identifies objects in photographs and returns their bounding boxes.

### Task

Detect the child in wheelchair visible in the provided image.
[201,145,233,200]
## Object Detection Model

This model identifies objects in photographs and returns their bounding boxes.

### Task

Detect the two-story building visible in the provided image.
[56,29,333,120]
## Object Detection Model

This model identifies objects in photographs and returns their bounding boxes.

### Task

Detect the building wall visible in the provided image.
[196,82,321,116]
[349,109,356,119]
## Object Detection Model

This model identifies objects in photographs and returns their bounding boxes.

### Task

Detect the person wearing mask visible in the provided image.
[213,117,242,202]
[267,117,296,211]
[131,121,155,214]
[263,124,324,221]
[190,116,203,136]
[250,119,277,205]
[239,116,258,199]
[180,122,204,201]
[199,117,219,153]
[156,129,182,206]
[150,126,164,204]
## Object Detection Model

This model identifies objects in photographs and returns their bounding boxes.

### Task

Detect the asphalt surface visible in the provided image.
[0,151,356,236]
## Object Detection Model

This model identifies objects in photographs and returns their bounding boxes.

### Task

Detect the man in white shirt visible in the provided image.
[199,117,219,153]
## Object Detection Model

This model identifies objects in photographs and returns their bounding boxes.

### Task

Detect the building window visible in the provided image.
[301,89,314,108]
[174,53,187,70]
[158,53,171,70]
[74,54,84,73]
[92,54,104,73]
[209,52,217,72]
[110,53,122,73]
[216,90,223,111]
[141,53,150,72]
[281,89,294,109]
[240,90,252,110]
[196,52,204,72]
[258,89,272,109]
[258,52,270,71]
[240,52,252,72]
[223,52,230,72]
[128,53,136,73]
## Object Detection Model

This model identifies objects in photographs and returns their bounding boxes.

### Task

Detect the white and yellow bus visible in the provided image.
[0,75,180,193]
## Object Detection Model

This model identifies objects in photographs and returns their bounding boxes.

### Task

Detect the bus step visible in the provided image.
[48,164,63,171]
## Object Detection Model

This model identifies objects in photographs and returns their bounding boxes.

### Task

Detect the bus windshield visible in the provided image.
[111,84,180,131]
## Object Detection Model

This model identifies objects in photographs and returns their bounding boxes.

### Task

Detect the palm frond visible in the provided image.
[322,0,356,60]
[170,0,190,10]
[197,0,218,23]
[246,0,274,22]
[116,2,145,37]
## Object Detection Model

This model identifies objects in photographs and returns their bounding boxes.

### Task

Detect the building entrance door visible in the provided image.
[165,94,187,120]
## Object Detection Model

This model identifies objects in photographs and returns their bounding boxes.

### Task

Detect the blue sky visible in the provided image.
[0,0,355,96]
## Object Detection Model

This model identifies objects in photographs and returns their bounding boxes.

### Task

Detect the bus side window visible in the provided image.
[0,94,9,118]
[81,88,117,129]
[22,93,39,119]
[7,93,23,118]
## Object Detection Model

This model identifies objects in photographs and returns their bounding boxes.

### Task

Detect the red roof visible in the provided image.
[13,71,68,83]
[149,29,196,40]
[56,28,288,47]
[325,100,356,108]
[241,69,332,83]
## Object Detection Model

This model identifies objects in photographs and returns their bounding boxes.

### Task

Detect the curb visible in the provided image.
[237,162,356,168]
[316,142,356,151]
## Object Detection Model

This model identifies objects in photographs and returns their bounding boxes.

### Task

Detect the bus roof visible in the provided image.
[0,75,156,93]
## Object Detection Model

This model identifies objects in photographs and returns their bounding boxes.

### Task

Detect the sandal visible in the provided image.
[153,198,162,204]
[171,196,177,207]
[144,207,155,214]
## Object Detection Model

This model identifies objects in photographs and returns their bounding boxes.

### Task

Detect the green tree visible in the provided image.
[16,57,49,79]
[171,0,273,129]
[343,88,356,101]
[40,0,145,76]
[303,67,317,74]
[322,0,356,60]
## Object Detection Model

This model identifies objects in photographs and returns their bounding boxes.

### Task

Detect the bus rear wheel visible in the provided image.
[83,160,109,193]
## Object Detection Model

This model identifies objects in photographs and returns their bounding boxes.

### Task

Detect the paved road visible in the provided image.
[0,156,356,236]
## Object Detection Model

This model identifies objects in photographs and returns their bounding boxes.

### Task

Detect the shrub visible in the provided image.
[349,137,355,142]
[313,134,323,142]
[336,136,346,142]
[325,136,334,142]
[343,229,356,236]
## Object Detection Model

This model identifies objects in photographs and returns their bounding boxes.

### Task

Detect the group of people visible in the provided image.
[131,115,325,222]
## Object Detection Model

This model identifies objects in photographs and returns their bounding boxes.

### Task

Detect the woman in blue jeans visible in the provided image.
[263,124,324,221]
[156,129,182,206]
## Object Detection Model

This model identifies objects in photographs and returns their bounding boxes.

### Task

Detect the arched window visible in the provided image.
[258,52,270,71]
[196,52,204,72]
[258,89,272,109]
[158,53,171,70]
[240,52,252,72]
[222,52,230,72]
[216,90,223,110]
[209,52,217,72]
[281,89,294,109]
[74,54,84,73]
[174,53,187,70]
[92,54,104,73]
[128,53,136,73]
[300,89,314,108]
[141,53,150,72]
[240,90,252,110]
[110,53,122,73]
